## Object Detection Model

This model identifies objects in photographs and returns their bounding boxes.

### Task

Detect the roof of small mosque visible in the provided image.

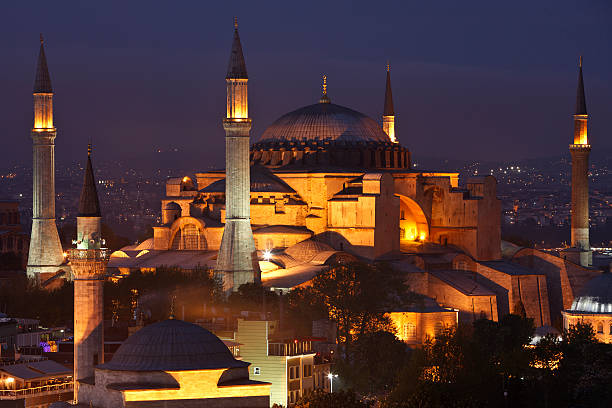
[98,319,248,372]
[258,102,391,144]
[285,239,335,263]
[201,165,296,194]
[569,273,612,314]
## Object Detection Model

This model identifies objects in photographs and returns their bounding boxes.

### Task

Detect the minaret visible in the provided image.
[70,145,107,401]
[382,62,397,143]
[215,18,260,292]
[569,56,592,267]
[27,35,65,280]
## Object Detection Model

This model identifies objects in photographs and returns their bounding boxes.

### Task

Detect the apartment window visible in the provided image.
[289,366,294,379]
[609,324,612,335]
[303,364,312,377]
[253,367,261,375]
[597,322,604,334]
[402,322,417,341]
[295,366,300,378]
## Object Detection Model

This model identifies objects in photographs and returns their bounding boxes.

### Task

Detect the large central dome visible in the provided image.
[259,102,391,143]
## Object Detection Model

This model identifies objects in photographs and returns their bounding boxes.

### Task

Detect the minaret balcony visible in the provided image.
[69,248,110,262]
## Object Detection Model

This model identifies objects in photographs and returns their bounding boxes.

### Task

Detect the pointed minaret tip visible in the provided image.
[226,18,248,79]
[384,61,394,116]
[575,56,587,115]
[34,35,53,93]
[78,144,101,217]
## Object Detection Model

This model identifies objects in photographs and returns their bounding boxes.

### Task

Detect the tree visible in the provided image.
[340,331,408,395]
[310,261,412,359]
[295,389,371,408]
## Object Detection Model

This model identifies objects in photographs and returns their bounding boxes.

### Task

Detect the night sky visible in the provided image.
[1,0,610,169]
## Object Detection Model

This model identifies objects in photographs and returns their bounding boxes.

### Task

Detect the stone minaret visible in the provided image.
[382,62,397,143]
[27,35,64,280]
[569,57,592,267]
[215,19,260,292]
[70,145,107,400]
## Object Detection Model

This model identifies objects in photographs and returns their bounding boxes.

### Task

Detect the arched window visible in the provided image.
[596,322,604,334]
[171,224,206,250]
[183,224,200,250]
[171,229,182,250]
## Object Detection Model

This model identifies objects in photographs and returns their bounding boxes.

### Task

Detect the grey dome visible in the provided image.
[259,102,391,143]
[570,273,612,314]
[98,319,247,371]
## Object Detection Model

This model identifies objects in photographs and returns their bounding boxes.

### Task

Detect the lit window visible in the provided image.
[597,323,604,334]
[402,322,417,341]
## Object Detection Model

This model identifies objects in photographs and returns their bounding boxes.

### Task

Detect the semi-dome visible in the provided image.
[569,273,612,314]
[98,319,247,371]
[258,102,391,144]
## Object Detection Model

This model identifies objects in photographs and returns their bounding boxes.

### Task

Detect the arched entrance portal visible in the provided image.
[169,217,208,250]
[397,195,429,242]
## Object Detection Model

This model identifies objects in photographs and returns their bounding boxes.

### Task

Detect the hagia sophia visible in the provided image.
[17,17,612,408]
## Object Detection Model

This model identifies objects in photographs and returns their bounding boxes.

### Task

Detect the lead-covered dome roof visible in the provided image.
[97,319,247,371]
[258,102,391,144]
[570,273,612,314]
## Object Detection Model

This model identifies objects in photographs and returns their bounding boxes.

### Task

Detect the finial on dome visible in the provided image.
[40,33,44,45]
[87,143,92,157]
[579,55,582,68]
[234,16,238,29]
[319,74,330,104]
[386,61,390,72]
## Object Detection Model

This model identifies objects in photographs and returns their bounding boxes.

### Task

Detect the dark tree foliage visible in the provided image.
[104,266,221,323]
[294,389,371,408]
[0,274,73,327]
[385,315,536,408]
[0,252,23,271]
[384,317,612,408]
[309,261,413,358]
[337,331,408,396]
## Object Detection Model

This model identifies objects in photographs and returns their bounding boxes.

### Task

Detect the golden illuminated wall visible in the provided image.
[226,78,248,119]
[573,115,588,145]
[563,312,612,344]
[383,115,396,143]
[33,93,54,130]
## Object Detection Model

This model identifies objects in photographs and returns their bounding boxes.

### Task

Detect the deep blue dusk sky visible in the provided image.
[1,0,610,168]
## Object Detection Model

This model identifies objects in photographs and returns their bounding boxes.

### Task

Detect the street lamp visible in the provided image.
[327,373,338,393]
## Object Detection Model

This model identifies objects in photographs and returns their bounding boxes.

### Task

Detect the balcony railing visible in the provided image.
[268,340,313,356]
[68,248,110,262]
[0,381,73,397]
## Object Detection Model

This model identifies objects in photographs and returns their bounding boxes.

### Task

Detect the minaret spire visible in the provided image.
[567,56,592,267]
[79,144,101,218]
[27,35,64,281]
[226,17,248,80]
[216,20,260,292]
[382,61,397,143]
[575,56,587,116]
[71,144,108,402]
[34,34,52,94]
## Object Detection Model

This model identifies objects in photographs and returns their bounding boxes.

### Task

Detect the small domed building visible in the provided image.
[562,273,612,343]
[73,319,271,407]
